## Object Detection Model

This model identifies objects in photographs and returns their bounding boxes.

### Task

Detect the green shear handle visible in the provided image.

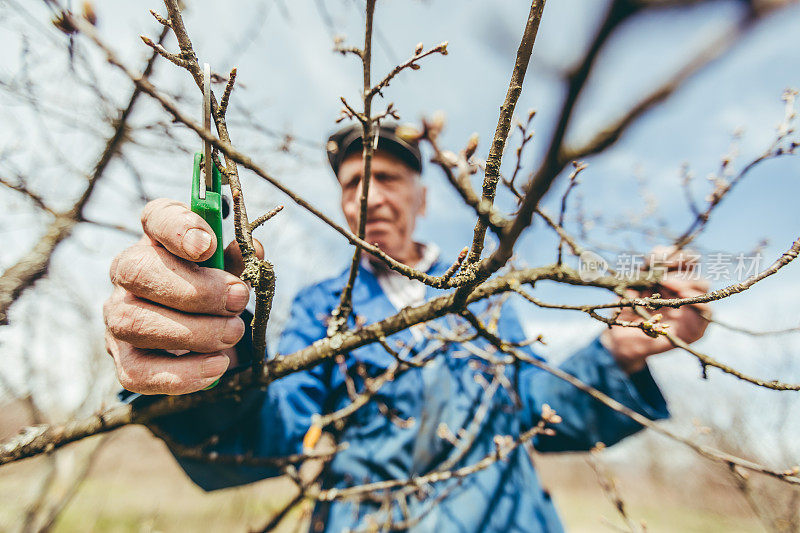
[191,151,224,390]
[192,63,226,390]
[190,151,224,270]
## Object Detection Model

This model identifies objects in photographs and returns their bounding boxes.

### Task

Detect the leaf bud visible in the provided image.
[82,1,97,26]
[465,133,479,159]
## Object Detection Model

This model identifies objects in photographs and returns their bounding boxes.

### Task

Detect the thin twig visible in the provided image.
[466,314,800,486]
[218,67,237,117]
[0,176,55,214]
[465,0,546,265]
[249,205,284,232]
[367,41,448,98]
[330,0,378,335]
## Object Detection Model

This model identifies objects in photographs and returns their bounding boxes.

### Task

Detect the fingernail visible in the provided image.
[225,282,250,312]
[201,354,229,378]
[183,228,212,259]
[222,317,244,344]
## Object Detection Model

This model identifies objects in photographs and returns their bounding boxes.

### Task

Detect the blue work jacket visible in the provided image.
[140,257,669,532]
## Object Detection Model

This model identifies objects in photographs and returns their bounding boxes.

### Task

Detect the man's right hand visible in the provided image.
[103,199,262,395]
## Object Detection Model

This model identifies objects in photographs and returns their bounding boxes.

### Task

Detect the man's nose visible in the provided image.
[364,179,387,208]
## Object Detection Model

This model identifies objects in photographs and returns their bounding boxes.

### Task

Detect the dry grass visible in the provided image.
[537,454,764,533]
[0,403,767,532]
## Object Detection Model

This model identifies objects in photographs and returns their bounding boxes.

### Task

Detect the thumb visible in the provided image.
[224,238,265,278]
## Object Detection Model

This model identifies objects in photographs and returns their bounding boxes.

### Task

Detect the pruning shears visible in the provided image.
[191,63,226,270]
[191,64,227,389]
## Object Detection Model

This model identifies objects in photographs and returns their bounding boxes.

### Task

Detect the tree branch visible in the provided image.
[465,0,546,264]
[0,24,169,325]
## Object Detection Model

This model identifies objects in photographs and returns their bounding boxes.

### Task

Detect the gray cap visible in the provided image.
[326,122,423,177]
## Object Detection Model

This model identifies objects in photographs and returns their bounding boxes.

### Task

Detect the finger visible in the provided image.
[615,289,646,321]
[106,333,229,395]
[674,286,713,317]
[655,286,712,323]
[658,275,711,298]
[647,245,701,272]
[110,245,250,315]
[657,268,709,290]
[224,238,265,278]
[141,198,217,262]
[104,290,244,352]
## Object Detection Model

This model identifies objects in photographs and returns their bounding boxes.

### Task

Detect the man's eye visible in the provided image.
[375,173,398,183]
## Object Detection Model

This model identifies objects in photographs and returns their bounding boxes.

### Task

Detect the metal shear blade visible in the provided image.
[201,62,212,199]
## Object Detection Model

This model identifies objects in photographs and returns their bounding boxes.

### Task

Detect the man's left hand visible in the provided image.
[600,247,712,374]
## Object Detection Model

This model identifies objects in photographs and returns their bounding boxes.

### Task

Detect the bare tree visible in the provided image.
[0,0,799,530]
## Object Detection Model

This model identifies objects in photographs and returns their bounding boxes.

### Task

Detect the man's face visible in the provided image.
[338,149,427,264]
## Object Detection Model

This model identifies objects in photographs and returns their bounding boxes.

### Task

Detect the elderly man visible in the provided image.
[104,123,710,532]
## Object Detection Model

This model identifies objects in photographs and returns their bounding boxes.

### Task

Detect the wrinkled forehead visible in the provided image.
[336,149,421,183]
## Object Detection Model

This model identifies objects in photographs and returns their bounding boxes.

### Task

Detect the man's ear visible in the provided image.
[417,183,427,217]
